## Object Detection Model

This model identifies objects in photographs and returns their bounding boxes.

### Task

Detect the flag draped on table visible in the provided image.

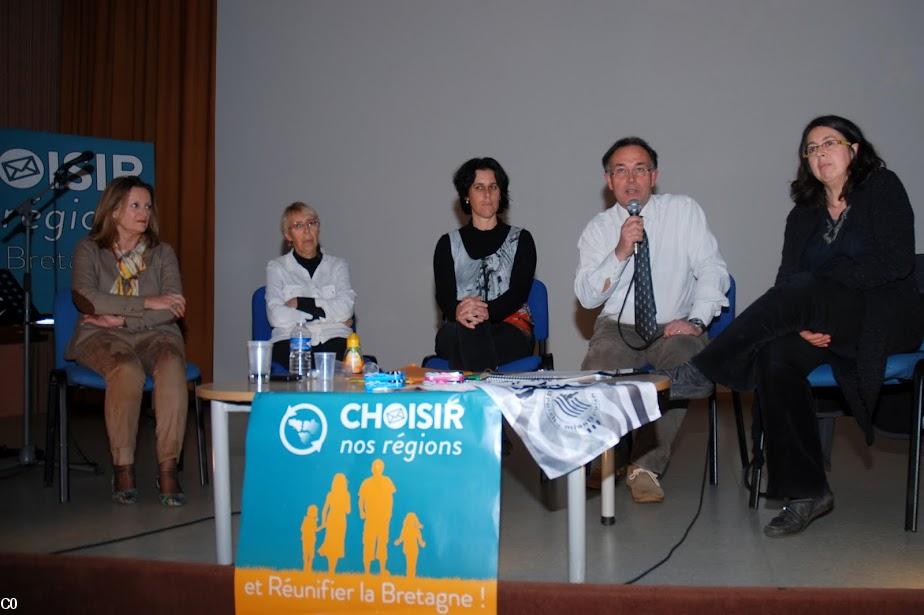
[475,377,660,479]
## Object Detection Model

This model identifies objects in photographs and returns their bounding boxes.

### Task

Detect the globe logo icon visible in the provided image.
[279,403,328,455]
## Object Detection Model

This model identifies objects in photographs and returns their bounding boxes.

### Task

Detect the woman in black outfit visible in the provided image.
[433,157,537,371]
[691,115,921,537]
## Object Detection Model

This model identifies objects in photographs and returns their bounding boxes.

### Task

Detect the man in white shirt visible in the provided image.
[574,136,729,503]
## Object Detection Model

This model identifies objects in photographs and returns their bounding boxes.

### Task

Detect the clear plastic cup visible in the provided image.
[247,340,272,382]
[314,351,337,380]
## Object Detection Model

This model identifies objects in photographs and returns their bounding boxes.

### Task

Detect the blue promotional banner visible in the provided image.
[0,129,155,313]
[235,389,501,614]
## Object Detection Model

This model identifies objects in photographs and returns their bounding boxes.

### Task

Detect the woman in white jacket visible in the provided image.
[266,202,355,366]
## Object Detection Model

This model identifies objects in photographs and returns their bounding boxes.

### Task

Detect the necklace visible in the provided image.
[823,206,850,244]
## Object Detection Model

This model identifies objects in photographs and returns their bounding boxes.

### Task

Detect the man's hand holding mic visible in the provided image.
[615,200,644,261]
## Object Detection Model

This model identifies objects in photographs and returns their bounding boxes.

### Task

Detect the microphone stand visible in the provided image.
[1,166,90,467]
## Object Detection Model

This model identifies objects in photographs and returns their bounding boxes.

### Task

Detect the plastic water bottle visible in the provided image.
[289,321,312,376]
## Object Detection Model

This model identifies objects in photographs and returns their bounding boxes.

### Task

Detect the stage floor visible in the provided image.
[0,391,920,587]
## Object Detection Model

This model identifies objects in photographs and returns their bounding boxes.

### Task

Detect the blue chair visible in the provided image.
[251,286,288,374]
[420,278,554,373]
[627,275,742,486]
[703,275,748,486]
[43,289,208,502]
[253,286,376,373]
[746,257,924,531]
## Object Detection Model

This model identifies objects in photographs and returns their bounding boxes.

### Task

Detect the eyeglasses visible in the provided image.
[289,219,319,232]
[606,166,652,179]
[802,138,851,158]
[471,183,500,194]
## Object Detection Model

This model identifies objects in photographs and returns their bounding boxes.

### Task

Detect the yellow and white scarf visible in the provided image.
[111,241,146,296]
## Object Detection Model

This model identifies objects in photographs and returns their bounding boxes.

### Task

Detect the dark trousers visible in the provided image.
[272,337,348,367]
[755,334,839,498]
[435,321,533,371]
[693,274,864,498]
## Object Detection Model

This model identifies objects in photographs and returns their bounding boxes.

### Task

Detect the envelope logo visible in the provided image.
[1,148,45,189]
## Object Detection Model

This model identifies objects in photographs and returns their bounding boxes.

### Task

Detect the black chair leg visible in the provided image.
[906,361,923,532]
[748,431,764,509]
[708,393,718,485]
[732,391,748,469]
[748,395,764,510]
[59,383,69,503]
[44,371,61,487]
[194,378,208,486]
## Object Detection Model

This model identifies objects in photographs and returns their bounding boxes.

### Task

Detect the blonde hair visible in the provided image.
[280,201,319,236]
[88,176,160,249]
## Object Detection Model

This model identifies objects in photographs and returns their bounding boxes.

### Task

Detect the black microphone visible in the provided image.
[54,151,94,177]
[626,199,641,256]
[63,163,94,183]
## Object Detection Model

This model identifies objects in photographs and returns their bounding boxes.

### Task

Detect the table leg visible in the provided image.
[600,448,615,525]
[211,400,233,565]
[567,465,586,583]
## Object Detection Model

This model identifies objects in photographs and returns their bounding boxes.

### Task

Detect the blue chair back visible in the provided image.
[251,286,272,341]
[808,255,924,387]
[54,288,201,387]
[528,279,550,345]
[53,289,79,371]
[423,278,550,372]
[706,274,736,338]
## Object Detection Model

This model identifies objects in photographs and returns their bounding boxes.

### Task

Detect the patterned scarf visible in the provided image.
[111,240,146,296]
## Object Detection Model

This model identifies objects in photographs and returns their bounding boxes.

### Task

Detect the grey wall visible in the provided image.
[215,0,924,378]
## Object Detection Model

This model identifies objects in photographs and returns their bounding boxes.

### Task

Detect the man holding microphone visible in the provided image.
[574,136,729,503]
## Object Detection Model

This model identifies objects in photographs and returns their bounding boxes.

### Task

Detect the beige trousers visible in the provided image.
[71,330,188,466]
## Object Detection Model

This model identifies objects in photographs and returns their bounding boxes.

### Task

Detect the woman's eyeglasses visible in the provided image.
[802,138,851,158]
[289,219,319,232]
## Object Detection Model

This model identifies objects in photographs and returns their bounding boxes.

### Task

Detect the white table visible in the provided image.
[197,374,668,582]
[197,377,364,565]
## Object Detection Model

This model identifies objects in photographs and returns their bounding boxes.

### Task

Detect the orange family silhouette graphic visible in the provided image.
[300,458,426,577]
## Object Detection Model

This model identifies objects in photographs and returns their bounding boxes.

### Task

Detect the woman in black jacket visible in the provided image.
[690,115,921,537]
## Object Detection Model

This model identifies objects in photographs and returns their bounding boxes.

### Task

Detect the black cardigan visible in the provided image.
[776,168,921,442]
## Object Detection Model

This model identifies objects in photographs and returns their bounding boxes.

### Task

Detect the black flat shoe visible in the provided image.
[763,491,834,537]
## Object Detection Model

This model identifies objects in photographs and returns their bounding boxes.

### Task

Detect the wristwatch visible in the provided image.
[688,318,706,333]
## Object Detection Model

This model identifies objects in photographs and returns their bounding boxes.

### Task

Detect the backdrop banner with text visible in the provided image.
[235,389,501,615]
[0,129,155,314]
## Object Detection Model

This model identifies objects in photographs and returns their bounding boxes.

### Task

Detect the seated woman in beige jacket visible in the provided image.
[67,176,188,507]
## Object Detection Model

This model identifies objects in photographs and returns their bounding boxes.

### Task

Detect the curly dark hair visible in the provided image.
[790,115,885,208]
[452,157,510,215]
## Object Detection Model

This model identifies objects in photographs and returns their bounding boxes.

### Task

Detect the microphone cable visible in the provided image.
[622,427,709,584]
[50,510,242,555]
[615,253,663,352]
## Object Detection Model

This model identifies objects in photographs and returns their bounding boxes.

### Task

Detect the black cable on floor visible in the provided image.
[50,510,242,555]
[622,432,709,585]
[67,431,100,473]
